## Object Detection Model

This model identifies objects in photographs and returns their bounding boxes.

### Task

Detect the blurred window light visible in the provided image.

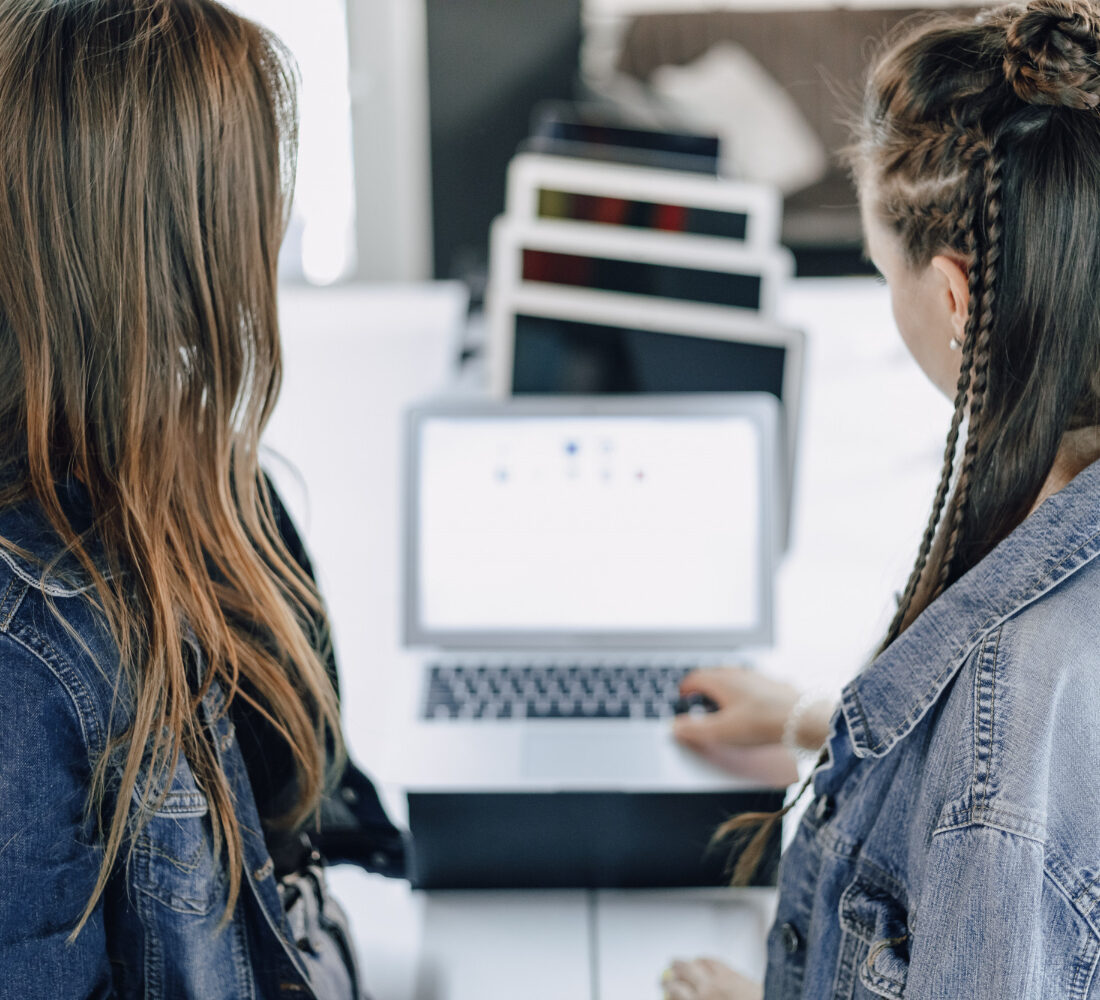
[227,0,356,285]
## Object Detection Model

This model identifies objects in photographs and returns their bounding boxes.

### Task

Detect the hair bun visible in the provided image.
[1004,0,1100,108]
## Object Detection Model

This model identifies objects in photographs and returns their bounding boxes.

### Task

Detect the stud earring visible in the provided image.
[949,336,962,351]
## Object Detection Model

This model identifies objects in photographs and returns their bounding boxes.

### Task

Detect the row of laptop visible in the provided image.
[395,144,804,889]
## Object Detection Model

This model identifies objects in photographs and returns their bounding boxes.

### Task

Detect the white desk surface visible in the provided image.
[263,278,950,1000]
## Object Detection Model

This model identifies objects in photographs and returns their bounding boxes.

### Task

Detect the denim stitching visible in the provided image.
[1044,861,1100,946]
[0,545,97,596]
[1049,846,1100,930]
[151,789,208,818]
[860,935,908,999]
[1076,865,1100,922]
[836,866,909,998]
[842,685,875,756]
[133,835,223,916]
[0,576,25,630]
[971,642,981,815]
[1076,933,1100,1000]
[932,814,1045,845]
[934,796,1046,842]
[137,869,164,1000]
[1,624,104,762]
[970,629,1000,816]
[984,627,1000,814]
[230,911,258,1000]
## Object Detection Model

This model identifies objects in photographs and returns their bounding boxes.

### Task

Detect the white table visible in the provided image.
[263,278,950,1000]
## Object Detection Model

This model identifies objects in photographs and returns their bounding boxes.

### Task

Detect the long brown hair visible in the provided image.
[0,0,342,934]
[720,0,1100,882]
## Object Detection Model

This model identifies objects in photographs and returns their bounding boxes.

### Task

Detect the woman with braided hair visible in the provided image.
[664,1,1100,998]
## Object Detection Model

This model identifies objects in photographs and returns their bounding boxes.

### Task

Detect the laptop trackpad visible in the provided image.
[522,729,662,781]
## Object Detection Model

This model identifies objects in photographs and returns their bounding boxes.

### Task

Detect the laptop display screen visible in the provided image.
[521,249,762,310]
[416,414,761,634]
[536,189,748,241]
[510,313,786,398]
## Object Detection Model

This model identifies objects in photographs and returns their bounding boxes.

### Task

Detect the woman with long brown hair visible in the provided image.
[0,1,398,996]
[665,1,1100,997]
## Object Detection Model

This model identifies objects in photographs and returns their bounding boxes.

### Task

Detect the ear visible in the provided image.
[930,254,970,343]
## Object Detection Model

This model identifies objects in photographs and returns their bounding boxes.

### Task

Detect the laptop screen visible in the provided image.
[535,189,749,241]
[414,411,763,637]
[521,249,762,310]
[510,313,786,398]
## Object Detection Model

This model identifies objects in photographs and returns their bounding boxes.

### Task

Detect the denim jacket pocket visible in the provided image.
[835,870,910,999]
[133,761,225,917]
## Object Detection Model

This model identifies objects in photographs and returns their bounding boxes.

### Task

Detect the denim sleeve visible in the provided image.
[906,824,1082,999]
[0,632,115,1000]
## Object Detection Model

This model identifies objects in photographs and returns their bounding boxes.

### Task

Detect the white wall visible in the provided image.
[226,0,358,285]
[345,0,433,282]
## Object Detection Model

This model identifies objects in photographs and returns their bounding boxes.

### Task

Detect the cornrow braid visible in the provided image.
[936,148,1004,594]
[874,126,993,265]
[877,136,994,650]
[878,122,994,179]
[879,306,976,650]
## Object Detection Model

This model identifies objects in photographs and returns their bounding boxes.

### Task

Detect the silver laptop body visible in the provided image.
[393,393,780,793]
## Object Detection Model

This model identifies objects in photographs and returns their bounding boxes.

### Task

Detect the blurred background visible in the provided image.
[232,0,983,294]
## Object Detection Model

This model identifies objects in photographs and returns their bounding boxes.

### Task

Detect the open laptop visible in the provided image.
[504,152,782,247]
[524,102,722,175]
[490,216,794,321]
[396,394,786,887]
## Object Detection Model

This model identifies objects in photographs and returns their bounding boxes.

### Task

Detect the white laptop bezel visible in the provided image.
[403,393,778,651]
[505,152,782,248]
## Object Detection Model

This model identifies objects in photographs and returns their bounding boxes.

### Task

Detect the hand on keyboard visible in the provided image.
[672,667,799,750]
[671,667,806,785]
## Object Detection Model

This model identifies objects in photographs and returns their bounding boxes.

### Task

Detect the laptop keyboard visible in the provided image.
[423,663,717,720]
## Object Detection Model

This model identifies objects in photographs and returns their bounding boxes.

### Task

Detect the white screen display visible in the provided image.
[417,415,761,633]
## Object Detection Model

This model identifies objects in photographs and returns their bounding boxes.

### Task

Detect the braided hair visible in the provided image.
[855,0,1100,648]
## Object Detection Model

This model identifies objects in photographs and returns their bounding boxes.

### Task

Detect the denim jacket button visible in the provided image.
[781,922,802,954]
[813,794,835,823]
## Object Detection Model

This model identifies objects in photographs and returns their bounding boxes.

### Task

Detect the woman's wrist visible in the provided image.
[781,692,833,757]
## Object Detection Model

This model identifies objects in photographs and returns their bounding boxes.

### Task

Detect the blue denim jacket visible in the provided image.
[0,495,372,1000]
[766,458,1100,999]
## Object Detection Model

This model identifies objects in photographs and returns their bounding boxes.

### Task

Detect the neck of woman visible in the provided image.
[1030,426,1100,515]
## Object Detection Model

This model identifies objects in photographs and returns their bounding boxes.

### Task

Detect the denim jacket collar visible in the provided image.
[841,457,1100,760]
[0,481,99,597]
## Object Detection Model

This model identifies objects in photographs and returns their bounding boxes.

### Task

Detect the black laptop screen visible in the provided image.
[521,250,762,310]
[536,189,749,241]
[511,313,786,398]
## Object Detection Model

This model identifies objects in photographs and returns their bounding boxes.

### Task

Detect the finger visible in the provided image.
[679,667,744,700]
[673,708,750,749]
[670,958,711,990]
[660,964,696,999]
